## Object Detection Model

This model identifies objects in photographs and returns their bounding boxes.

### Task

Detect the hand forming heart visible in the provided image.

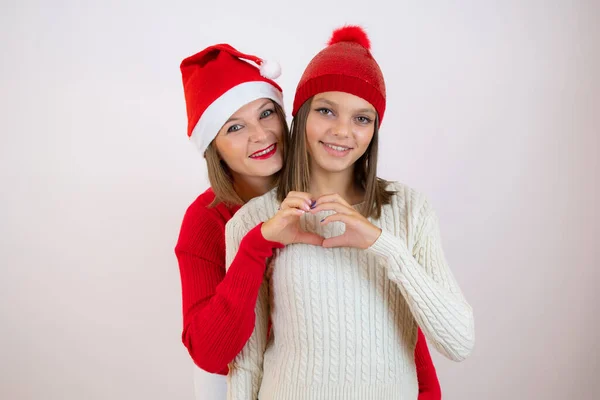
[261,191,324,246]
[262,192,381,249]
[309,193,382,249]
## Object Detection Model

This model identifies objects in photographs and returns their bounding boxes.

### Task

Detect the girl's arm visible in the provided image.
[368,200,475,361]
[224,218,272,399]
[314,192,474,362]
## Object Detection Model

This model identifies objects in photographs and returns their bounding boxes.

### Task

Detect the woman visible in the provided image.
[225,26,473,399]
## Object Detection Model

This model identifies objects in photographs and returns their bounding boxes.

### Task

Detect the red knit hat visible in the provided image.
[292,26,386,124]
[180,44,284,153]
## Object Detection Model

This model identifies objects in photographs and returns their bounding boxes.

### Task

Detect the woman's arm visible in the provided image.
[415,327,442,399]
[176,212,281,374]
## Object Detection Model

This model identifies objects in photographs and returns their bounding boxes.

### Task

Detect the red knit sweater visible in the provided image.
[175,189,441,398]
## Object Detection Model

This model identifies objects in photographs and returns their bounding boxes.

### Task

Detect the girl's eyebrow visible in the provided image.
[313,98,337,107]
[314,98,375,115]
[356,108,376,116]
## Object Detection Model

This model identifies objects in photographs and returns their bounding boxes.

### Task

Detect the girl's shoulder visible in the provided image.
[380,180,436,228]
[383,180,428,210]
[227,188,279,233]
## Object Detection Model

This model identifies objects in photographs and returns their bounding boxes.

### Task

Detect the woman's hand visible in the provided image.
[310,193,382,249]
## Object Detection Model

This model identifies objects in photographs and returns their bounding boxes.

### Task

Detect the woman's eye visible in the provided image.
[356,116,372,124]
[260,109,274,118]
[316,108,333,116]
[227,124,243,133]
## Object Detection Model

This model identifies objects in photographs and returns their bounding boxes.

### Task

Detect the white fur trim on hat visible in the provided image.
[190,81,284,154]
[259,60,281,80]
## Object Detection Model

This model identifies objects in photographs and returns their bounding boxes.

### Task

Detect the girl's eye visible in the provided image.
[260,109,274,118]
[227,124,243,133]
[356,116,372,124]
[316,108,333,116]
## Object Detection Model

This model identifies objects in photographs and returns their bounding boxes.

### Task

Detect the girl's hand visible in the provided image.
[310,193,382,249]
[261,191,324,246]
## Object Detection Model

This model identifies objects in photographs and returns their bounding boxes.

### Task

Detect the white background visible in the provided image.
[1,1,599,399]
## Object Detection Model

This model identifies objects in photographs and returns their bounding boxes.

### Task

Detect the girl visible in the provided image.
[176,42,441,399]
[225,26,474,399]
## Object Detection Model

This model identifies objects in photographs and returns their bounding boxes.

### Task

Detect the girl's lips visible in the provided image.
[320,141,352,157]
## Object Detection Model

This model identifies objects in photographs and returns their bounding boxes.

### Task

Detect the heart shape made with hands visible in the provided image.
[261,192,382,249]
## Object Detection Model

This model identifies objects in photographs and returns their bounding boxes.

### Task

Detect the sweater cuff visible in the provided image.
[241,222,285,255]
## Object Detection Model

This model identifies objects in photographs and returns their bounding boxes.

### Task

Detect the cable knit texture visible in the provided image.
[224,182,472,399]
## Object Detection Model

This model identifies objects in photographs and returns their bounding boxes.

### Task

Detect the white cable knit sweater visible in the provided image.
[225,182,474,400]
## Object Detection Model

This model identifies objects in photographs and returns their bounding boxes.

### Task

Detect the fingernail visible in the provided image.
[320,218,325,223]
[310,200,316,209]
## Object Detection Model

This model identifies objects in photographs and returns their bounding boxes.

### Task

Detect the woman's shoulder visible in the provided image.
[176,189,228,255]
[181,189,232,225]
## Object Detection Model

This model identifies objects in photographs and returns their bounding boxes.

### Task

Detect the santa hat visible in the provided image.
[292,25,386,124]
[180,44,283,153]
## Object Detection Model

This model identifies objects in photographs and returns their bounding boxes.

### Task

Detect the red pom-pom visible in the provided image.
[328,25,371,50]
